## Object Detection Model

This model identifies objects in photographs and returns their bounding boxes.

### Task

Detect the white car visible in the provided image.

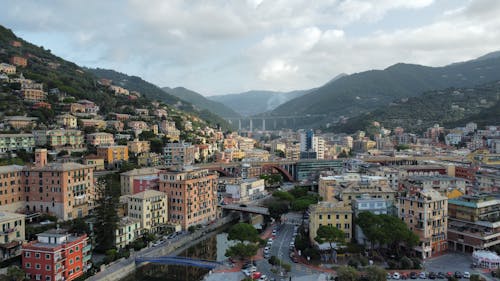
[258,274,268,281]
[392,272,400,280]
[242,269,251,277]
[463,272,470,278]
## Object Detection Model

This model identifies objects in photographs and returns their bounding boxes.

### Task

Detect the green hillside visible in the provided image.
[271,54,500,126]
[87,68,233,130]
[162,86,241,118]
[334,81,500,133]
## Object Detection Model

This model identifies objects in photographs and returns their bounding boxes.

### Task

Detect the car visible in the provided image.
[454,271,463,278]
[152,242,161,247]
[410,272,418,279]
[419,272,426,279]
[463,272,470,279]
[40,220,52,225]
[437,272,445,279]
[428,272,436,279]
[259,274,268,281]
[242,269,252,277]
[446,272,453,278]
[264,253,271,259]
[272,229,277,235]
[393,272,401,280]
[492,270,497,277]
[387,273,392,279]
[239,204,248,207]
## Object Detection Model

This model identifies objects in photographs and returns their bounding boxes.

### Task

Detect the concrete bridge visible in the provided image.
[219,204,269,216]
[223,114,330,131]
[135,256,223,269]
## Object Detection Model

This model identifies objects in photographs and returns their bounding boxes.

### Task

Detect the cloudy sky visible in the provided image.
[2,0,500,95]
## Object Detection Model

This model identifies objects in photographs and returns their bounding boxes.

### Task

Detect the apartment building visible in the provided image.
[0,134,35,154]
[96,145,128,167]
[3,116,38,130]
[309,201,353,245]
[115,217,141,249]
[318,173,392,204]
[55,114,78,129]
[33,129,85,152]
[10,56,27,67]
[86,132,114,146]
[163,142,196,167]
[448,195,500,252]
[22,229,91,281]
[0,165,24,212]
[0,63,16,74]
[400,175,467,195]
[127,139,151,154]
[126,190,168,233]
[398,189,448,259]
[159,167,218,230]
[224,178,266,203]
[120,168,160,195]
[22,89,47,103]
[0,212,25,261]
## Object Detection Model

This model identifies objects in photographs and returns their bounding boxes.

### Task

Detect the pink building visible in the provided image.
[132,176,159,194]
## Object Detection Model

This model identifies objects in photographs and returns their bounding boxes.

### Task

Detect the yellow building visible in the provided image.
[83,155,105,171]
[127,139,151,154]
[398,189,448,259]
[0,63,16,74]
[126,190,168,233]
[115,217,141,249]
[56,113,78,129]
[21,89,46,102]
[97,145,129,167]
[309,201,353,245]
[0,212,25,261]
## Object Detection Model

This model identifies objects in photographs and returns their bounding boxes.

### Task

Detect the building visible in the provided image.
[0,165,24,212]
[127,139,151,154]
[398,189,448,259]
[400,175,467,195]
[22,89,47,102]
[96,145,129,168]
[475,171,500,194]
[109,85,129,95]
[82,155,105,171]
[300,129,314,152]
[163,142,196,167]
[448,195,500,252]
[22,229,91,281]
[160,121,180,142]
[224,178,266,203]
[137,152,161,167]
[309,201,353,245]
[120,168,160,195]
[313,136,325,160]
[25,149,96,220]
[159,167,218,230]
[115,217,141,250]
[296,160,343,182]
[127,121,148,132]
[126,190,168,233]
[10,56,27,67]
[0,134,35,154]
[132,176,159,194]
[0,63,16,74]
[0,212,25,261]
[353,196,390,246]
[3,116,38,130]
[41,129,85,152]
[78,119,106,130]
[318,173,392,204]
[86,133,114,146]
[55,114,78,129]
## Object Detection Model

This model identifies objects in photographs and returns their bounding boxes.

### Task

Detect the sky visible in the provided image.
[2,0,500,96]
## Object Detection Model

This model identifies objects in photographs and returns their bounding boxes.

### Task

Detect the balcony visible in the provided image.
[83,244,91,253]
[83,254,91,263]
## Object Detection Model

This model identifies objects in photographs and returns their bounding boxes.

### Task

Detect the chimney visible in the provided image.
[35,148,48,167]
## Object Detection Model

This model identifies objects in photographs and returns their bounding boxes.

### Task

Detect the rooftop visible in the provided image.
[29,162,93,172]
[128,189,166,200]
[0,212,25,222]
[0,165,24,174]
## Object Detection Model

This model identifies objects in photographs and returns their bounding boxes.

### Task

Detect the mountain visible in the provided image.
[334,80,500,133]
[270,52,500,127]
[87,68,232,130]
[162,86,241,118]
[209,89,312,116]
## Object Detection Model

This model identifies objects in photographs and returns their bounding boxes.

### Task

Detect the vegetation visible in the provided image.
[0,266,27,281]
[314,225,346,250]
[93,174,120,252]
[336,266,359,281]
[225,223,260,261]
[364,266,387,281]
[260,174,283,187]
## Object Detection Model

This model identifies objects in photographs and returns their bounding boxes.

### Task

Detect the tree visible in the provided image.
[93,175,120,252]
[314,225,345,250]
[228,223,260,243]
[365,266,387,281]
[225,242,258,260]
[469,274,481,281]
[337,266,358,281]
[272,191,294,202]
[4,266,27,281]
[267,200,289,222]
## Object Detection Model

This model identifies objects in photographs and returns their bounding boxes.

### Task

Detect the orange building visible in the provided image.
[10,56,27,67]
[22,89,47,102]
[159,167,218,230]
[0,165,25,212]
[96,145,129,167]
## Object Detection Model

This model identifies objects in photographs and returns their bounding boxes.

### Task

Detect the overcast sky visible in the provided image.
[2,0,500,96]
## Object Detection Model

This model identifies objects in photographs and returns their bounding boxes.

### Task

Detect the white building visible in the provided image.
[225,178,266,203]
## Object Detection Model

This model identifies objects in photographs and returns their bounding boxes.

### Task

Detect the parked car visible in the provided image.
[387,273,392,280]
[419,272,426,279]
[410,272,418,279]
[454,271,463,278]
[428,272,436,279]
[392,272,401,280]
[463,272,470,279]
[437,272,445,279]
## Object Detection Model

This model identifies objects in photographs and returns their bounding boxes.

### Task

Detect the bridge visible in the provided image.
[223,114,330,131]
[135,256,223,269]
[219,204,269,216]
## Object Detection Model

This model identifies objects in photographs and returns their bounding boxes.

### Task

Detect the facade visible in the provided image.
[224,178,266,203]
[22,230,91,281]
[448,195,500,252]
[120,168,160,195]
[33,129,85,152]
[0,134,35,154]
[126,190,168,233]
[0,212,25,261]
[10,56,27,67]
[96,145,129,167]
[137,152,161,167]
[0,165,24,212]
[132,176,159,194]
[78,119,106,130]
[398,189,448,259]
[4,116,38,130]
[86,133,114,146]
[163,142,196,167]
[296,160,343,182]
[159,167,218,230]
[82,155,105,171]
[0,63,16,74]
[400,175,467,195]
[22,89,47,102]
[127,139,151,154]
[309,201,353,245]
[115,217,141,249]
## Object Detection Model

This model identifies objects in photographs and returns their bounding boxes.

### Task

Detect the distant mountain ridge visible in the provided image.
[162,86,241,118]
[269,51,500,128]
[209,89,312,116]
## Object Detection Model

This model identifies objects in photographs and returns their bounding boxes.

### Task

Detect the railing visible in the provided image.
[83,245,91,253]
[83,254,91,263]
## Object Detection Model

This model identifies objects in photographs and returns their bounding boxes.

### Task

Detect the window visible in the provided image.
[35,253,41,259]
[69,249,74,254]
[45,264,51,271]
[69,259,73,265]
[45,254,50,260]
[319,214,322,219]
[35,263,41,269]
[45,276,51,281]
[25,262,31,268]
[76,246,79,251]
[76,256,80,261]
[25,252,31,258]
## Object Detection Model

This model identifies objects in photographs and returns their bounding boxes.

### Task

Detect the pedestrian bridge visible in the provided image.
[135,256,223,269]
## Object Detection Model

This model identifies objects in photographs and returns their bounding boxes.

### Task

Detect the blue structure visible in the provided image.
[135,256,223,269]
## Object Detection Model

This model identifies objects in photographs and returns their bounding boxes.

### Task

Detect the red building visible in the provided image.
[132,175,159,194]
[22,229,91,281]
